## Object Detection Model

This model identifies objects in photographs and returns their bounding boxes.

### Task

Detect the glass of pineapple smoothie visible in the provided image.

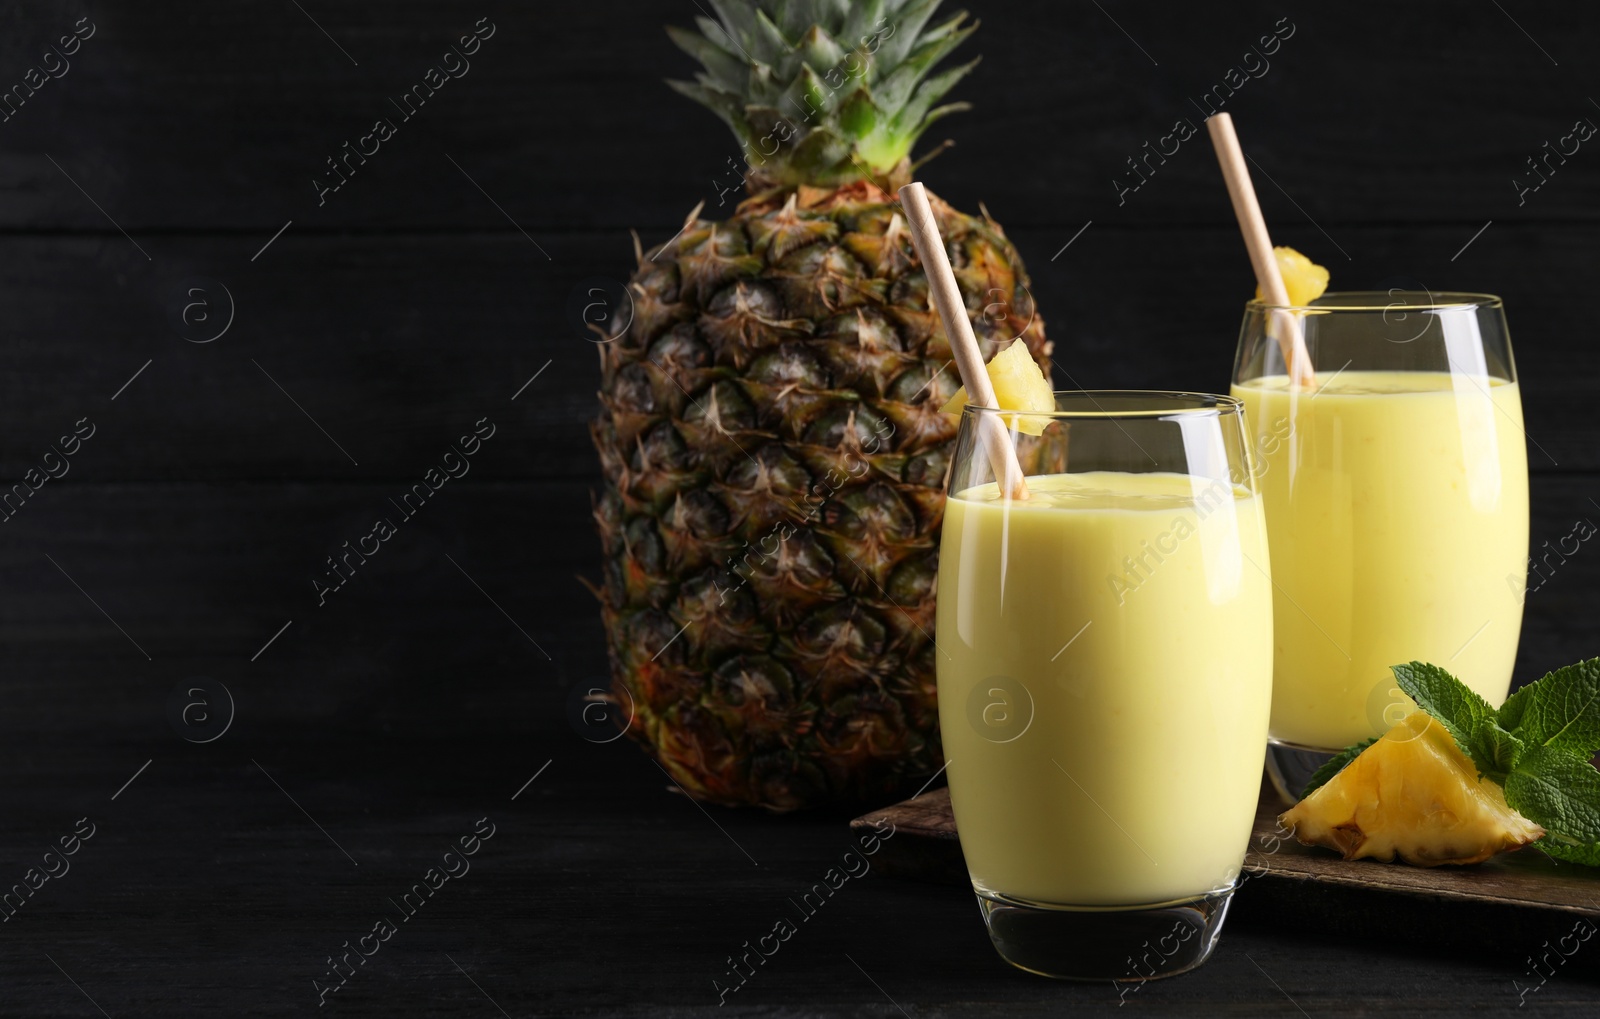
[936,392,1273,981]
[1230,293,1529,793]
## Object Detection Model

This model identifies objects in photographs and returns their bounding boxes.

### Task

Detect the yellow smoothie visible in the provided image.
[1232,370,1529,749]
[936,471,1273,907]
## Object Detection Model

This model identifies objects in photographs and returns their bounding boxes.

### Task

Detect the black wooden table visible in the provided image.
[4,1,1600,1014]
[5,719,1600,1016]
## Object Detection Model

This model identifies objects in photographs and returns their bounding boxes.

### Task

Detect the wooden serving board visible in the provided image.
[853,782,1600,962]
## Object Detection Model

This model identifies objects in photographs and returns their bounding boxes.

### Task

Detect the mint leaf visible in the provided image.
[1391,662,1498,774]
[1300,738,1377,799]
[1471,717,1524,783]
[1503,745,1600,847]
[1496,658,1600,760]
[1538,839,1600,867]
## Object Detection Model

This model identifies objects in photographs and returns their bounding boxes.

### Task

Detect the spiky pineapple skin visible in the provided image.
[592,178,1050,810]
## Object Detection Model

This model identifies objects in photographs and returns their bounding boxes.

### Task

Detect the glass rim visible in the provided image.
[960,390,1243,421]
[1245,290,1504,313]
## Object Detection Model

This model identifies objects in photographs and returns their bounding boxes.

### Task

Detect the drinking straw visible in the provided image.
[1205,113,1317,387]
[898,182,1031,499]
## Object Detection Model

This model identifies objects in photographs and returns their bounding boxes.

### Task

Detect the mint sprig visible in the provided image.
[1471,717,1524,779]
[1391,661,1498,758]
[1496,659,1600,759]
[1503,746,1600,845]
[1303,657,1600,865]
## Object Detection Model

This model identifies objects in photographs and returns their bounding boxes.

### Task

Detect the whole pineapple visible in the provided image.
[591,0,1051,810]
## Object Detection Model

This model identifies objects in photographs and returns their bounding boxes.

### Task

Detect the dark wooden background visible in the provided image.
[1,1,1597,1014]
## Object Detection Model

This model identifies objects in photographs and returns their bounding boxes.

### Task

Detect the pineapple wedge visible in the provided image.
[1254,245,1330,307]
[1280,710,1544,867]
[940,340,1055,436]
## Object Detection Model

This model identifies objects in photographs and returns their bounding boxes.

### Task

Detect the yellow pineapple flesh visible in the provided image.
[1280,710,1544,866]
[1255,245,1330,307]
[939,339,1055,435]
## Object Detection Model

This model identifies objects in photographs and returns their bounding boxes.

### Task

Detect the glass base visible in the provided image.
[974,885,1234,981]
[1265,741,1336,804]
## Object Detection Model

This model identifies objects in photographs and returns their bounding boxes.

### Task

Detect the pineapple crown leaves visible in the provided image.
[1304,659,1600,865]
[666,0,979,187]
